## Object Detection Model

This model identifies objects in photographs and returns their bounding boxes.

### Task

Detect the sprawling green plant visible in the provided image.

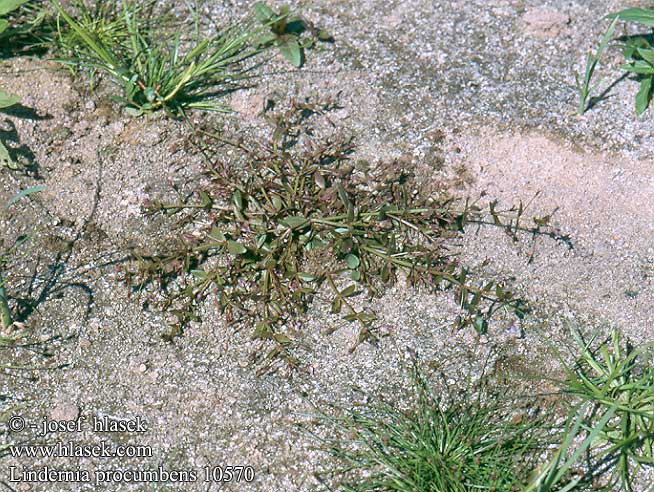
[123,109,564,370]
[52,0,266,115]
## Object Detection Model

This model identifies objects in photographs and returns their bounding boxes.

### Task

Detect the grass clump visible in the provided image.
[310,367,551,492]
[51,0,266,116]
[310,329,654,492]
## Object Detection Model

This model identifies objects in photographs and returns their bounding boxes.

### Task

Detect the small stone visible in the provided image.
[138,363,147,373]
[50,402,80,421]
[78,338,91,350]
[110,121,125,134]
[85,100,96,111]
[382,13,402,29]
[230,91,265,119]
[522,8,570,39]
[506,325,521,337]
[334,108,349,120]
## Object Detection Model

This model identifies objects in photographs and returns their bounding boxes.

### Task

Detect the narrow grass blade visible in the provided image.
[4,185,45,209]
[578,17,618,115]
[0,91,20,108]
[0,0,29,16]
[608,8,654,28]
[51,0,125,78]
[0,275,12,329]
[525,402,618,492]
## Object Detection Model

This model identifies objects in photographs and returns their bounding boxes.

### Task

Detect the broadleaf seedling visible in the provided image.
[583,7,654,116]
[253,2,331,68]
[0,90,21,170]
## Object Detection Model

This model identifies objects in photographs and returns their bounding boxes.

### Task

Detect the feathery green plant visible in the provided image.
[548,328,654,492]
[52,0,266,116]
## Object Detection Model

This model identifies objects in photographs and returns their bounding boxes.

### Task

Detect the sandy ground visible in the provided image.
[1,0,654,490]
[460,131,654,335]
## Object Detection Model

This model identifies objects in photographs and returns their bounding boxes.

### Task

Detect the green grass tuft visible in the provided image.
[310,328,654,492]
[52,0,267,116]
[311,368,552,492]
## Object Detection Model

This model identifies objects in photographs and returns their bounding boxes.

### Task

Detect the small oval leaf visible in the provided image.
[345,254,360,269]
[281,215,309,229]
[226,240,247,255]
[278,37,302,67]
[233,189,244,210]
[340,284,356,298]
[209,227,226,242]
